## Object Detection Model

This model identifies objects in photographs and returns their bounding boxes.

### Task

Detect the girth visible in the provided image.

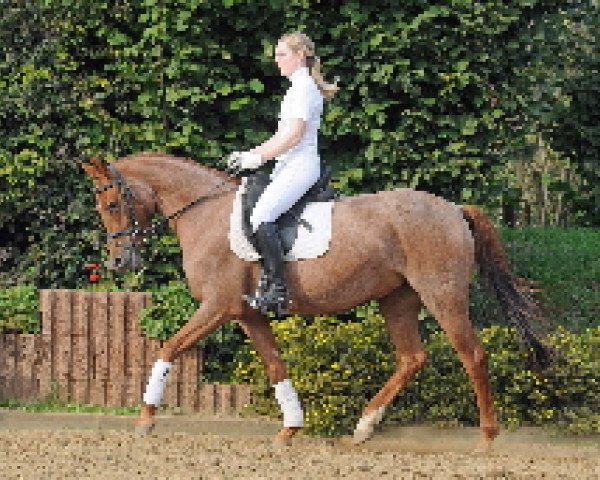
[241,165,337,256]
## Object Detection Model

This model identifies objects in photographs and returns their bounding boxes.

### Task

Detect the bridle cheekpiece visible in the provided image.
[92,163,235,246]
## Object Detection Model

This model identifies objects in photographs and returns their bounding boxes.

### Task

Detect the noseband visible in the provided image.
[93,163,236,245]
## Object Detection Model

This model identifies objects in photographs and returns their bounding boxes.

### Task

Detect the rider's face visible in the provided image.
[274,41,305,78]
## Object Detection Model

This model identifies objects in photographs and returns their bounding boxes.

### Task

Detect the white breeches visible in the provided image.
[250,152,320,233]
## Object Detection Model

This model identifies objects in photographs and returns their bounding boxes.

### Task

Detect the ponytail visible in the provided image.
[280,31,341,101]
[307,55,340,101]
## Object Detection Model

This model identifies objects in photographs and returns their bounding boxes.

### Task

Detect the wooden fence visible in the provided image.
[0,290,251,414]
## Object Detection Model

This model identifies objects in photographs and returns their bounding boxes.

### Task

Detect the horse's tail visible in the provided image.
[461,205,558,373]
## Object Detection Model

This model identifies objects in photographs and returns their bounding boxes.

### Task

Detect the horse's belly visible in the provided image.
[290,261,402,315]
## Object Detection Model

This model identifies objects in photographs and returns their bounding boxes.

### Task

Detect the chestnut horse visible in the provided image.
[81,152,554,451]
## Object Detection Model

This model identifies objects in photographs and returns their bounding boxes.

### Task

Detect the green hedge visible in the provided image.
[0,285,40,334]
[1,1,598,294]
[234,312,600,437]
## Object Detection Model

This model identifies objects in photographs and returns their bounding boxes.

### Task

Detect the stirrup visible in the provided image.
[243,283,289,316]
[241,271,269,308]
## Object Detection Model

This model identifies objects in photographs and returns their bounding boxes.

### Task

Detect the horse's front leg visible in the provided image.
[135,301,229,436]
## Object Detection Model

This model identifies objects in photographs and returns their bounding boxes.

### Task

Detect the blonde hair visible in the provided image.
[279,31,340,101]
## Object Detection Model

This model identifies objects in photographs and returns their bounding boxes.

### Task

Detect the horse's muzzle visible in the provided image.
[107,245,143,271]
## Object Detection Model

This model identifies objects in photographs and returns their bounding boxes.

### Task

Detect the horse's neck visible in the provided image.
[118,156,232,233]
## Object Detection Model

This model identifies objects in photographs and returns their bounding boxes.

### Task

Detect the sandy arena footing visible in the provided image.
[0,409,598,479]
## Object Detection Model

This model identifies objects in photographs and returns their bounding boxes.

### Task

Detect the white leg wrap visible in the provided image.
[274,379,304,428]
[354,406,387,436]
[142,359,173,406]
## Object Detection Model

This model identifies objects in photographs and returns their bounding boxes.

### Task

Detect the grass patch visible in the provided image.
[0,398,140,416]
[500,227,600,332]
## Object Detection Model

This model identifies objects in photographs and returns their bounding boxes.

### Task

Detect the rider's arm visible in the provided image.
[249,119,306,162]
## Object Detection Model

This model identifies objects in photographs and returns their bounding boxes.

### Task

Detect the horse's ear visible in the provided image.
[90,156,103,169]
[82,156,109,179]
[80,160,97,177]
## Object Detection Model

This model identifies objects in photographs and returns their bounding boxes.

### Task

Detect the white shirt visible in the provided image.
[276,66,323,159]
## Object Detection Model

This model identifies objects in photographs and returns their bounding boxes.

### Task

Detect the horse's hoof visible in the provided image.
[273,436,292,448]
[135,422,155,438]
[274,427,301,446]
[352,426,374,445]
[473,425,498,453]
[473,436,494,454]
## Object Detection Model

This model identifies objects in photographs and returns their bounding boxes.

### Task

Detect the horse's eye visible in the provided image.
[107,201,119,212]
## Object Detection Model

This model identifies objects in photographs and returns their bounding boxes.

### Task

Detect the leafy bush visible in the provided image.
[0,285,40,333]
[235,310,600,437]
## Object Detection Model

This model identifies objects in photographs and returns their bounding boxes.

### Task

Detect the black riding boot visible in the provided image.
[243,222,289,316]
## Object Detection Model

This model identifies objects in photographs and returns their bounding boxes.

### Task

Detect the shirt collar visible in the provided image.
[288,66,310,84]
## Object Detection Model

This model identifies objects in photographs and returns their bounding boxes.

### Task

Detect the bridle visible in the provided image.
[93,163,237,246]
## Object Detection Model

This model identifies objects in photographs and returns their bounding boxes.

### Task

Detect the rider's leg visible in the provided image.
[245,156,319,314]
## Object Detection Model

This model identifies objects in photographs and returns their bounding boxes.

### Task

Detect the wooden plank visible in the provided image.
[180,349,199,412]
[123,377,141,408]
[107,292,126,407]
[147,338,162,367]
[200,383,216,414]
[91,291,109,380]
[163,358,179,407]
[71,379,90,405]
[0,333,16,400]
[54,290,73,401]
[140,339,156,403]
[71,336,90,405]
[89,379,106,407]
[217,384,234,414]
[36,334,52,400]
[126,329,145,378]
[124,294,144,408]
[18,335,36,401]
[72,291,91,336]
[42,290,58,400]
[126,292,150,335]
[235,384,252,411]
[180,382,198,413]
[9,334,19,401]
[71,332,90,382]
[72,294,91,380]
[40,289,54,336]
[182,347,201,384]
[0,334,8,400]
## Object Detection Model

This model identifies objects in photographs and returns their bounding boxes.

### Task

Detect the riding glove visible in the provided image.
[227,151,263,171]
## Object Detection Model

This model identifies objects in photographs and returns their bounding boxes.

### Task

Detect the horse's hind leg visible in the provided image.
[418,280,499,451]
[237,310,303,445]
[353,284,427,444]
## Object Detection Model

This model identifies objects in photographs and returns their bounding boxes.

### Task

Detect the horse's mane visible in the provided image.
[116,151,240,186]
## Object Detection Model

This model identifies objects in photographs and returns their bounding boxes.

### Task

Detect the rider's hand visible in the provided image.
[227,151,263,171]
[226,151,242,171]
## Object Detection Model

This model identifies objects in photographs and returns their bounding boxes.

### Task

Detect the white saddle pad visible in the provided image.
[228,180,334,261]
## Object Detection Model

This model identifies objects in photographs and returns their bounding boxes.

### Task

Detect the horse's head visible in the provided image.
[81,157,157,271]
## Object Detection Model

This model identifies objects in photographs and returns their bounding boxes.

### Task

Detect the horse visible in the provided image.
[80,152,555,451]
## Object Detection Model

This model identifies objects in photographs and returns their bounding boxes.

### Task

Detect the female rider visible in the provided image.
[228,31,339,315]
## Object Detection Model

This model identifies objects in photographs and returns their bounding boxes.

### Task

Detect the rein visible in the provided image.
[93,163,237,244]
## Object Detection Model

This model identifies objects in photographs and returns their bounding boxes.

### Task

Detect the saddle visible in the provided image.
[241,165,338,256]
